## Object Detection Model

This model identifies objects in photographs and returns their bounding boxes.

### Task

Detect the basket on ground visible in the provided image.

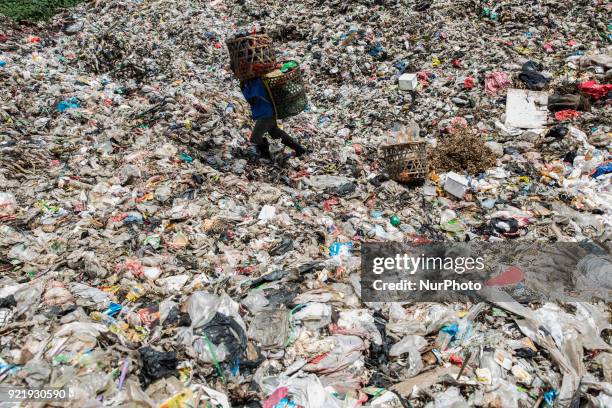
[263,62,308,119]
[226,34,276,81]
[380,141,427,183]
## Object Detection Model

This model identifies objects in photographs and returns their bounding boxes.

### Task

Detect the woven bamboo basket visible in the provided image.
[226,34,276,81]
[263,62,308,119]
[380,141,427,183]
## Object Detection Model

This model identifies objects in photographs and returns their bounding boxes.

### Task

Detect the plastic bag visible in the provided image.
[292,303,332,330]
[389,335,427,357]
[0,192,17,217]
[248,309,290,349]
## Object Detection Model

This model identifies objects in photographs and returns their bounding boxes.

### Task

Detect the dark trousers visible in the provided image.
[251,118,292,146]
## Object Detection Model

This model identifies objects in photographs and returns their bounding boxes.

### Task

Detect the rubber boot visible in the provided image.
[256,139,272,160]
[280,135,308,157]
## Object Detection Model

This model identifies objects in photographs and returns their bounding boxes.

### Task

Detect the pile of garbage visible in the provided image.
[0,0,610,407]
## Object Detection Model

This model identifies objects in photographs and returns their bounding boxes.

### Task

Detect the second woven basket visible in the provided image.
[380,141,427,183]
[226,34,276,81]
[263,61,308,119]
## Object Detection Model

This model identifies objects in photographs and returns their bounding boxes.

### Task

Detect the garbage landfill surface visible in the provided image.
[0,0,611,407]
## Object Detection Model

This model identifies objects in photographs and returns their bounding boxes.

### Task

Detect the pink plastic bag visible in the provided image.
[485,71,510,94]
[262,387,289,408]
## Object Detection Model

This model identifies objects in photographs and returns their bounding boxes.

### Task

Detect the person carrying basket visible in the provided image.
[240,77,307,160]
[227,32,308,160]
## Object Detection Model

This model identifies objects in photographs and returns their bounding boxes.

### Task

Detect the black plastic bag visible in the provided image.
[138,346,179,387]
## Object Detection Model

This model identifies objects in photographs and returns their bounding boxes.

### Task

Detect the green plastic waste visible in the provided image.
[280,60,299,73]
[441,218,465,234]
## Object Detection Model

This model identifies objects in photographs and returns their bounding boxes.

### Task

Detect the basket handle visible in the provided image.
[227,34,272,44]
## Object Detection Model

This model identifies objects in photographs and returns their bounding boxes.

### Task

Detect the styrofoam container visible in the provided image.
[399,73,418,91]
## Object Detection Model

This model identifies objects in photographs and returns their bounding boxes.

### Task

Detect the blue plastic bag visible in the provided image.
[329,241,353,257]
[592,162,612,179]
[56,97,81,112]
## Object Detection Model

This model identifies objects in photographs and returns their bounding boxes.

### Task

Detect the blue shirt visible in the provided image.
[241,78,274,120]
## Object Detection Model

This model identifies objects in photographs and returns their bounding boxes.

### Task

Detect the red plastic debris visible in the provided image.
[485,266,525,286]
[308,353,329,364]
[262,387,289,408]
[29,36,41,43]
[137,306,160,328]
[554,110,581,121]
[464,76,475,89]
[452,58,462,68]
[412,235,433,245]
[125,259,144,279]
[578,80,612,100]
[290,169,310,179]
[417,71,430,84]
[109,213,128,223]
[323,197,340,212]
[449,354,464,366]
[237,266,256,275]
